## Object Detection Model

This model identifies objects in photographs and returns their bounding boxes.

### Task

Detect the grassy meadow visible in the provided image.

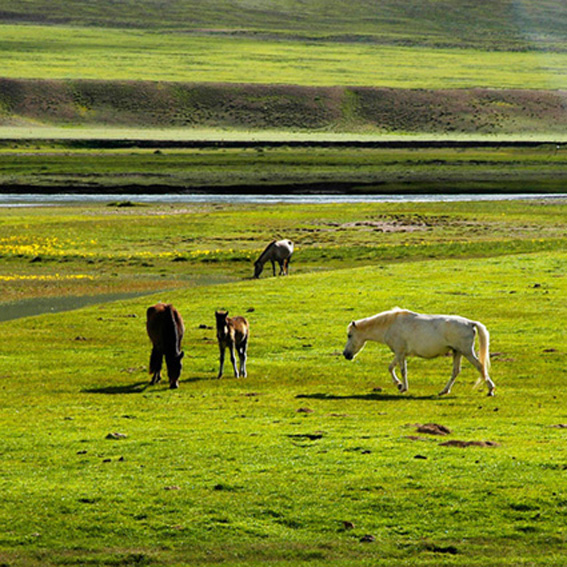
[2,24,567,89]
[0,199,566,566]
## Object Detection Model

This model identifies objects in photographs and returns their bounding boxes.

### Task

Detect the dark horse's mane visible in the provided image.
[257,240,276,263]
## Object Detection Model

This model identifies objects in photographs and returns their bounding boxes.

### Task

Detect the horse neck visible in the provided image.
[257,241,275,264]
[358,313,393,343]
[216,316,230,339]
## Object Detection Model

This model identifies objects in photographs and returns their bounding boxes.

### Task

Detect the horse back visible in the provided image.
[230,316,249,342]
[147,303,184,350]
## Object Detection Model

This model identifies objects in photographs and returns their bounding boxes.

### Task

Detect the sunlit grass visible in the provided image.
[2,24,567,89]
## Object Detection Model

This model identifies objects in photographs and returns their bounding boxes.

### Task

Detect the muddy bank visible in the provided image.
[2,78,567,137]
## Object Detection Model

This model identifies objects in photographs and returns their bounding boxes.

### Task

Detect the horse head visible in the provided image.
[166,350,184,389]
[343,321,366,360]
[253,260,263,278]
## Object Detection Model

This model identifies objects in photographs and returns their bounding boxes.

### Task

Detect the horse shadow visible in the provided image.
[83,381,151,395]
[83,375,206,395]
[295,391,445,402]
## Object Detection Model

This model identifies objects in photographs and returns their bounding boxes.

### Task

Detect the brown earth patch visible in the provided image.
[416,423,452,436]
[439,440,499,448]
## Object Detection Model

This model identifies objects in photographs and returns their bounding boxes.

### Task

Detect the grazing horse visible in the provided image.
[215,310,249,378]
[146,303,185,389]
[254,239,294,278]
[343,308,495,396]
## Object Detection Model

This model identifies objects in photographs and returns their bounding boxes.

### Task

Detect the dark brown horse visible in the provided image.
[146,303,185,389]
[215,310,249,378]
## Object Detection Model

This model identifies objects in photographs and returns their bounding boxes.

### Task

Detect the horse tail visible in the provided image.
[472,321,490,389]
[163,304,181,355]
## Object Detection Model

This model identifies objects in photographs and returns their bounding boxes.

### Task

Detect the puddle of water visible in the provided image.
[0,292,151,322]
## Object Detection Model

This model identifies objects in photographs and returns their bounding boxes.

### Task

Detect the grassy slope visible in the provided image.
[0,201,566,565]
[1,1,567,137]
[2,0,567,51]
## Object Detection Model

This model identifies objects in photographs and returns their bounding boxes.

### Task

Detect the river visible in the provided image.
[1,192,567,206]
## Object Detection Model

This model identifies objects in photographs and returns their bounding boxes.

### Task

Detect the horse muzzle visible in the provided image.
[343,350,354,361]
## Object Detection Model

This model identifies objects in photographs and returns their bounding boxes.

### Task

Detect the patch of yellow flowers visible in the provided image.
[0,274,94,282]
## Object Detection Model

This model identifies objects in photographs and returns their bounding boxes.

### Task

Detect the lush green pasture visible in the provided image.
[1,199,567,303]
[2,145,567,192]
[2,24,567,89]
[0,200,566,565]
[0,249,566,566]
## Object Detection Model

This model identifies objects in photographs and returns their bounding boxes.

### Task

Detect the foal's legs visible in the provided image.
[229,343,239,377]
[439,351,462,396]
[271,260,276,276]
[217,344,226,378]
[238,338,248,378]
[149,347,163,384]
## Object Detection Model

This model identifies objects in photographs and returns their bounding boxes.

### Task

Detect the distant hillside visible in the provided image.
[1,0,566,51]
[2,78,566,137]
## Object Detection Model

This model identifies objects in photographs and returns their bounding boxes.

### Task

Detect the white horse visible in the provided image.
[254,239,294,278]
[343,308,495,396]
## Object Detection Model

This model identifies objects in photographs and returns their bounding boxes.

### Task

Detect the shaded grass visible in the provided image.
[1,0,567,52]
[2,145,567,191]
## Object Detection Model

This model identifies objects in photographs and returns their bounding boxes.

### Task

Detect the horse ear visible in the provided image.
[351,321,357,328]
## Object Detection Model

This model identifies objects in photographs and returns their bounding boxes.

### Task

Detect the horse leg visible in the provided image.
[464,350,496,396]
[217,345,226,379]
[398,356,409,393]
[271,259,276,276]
[238,338,248,378]
[388,357,403,391]
[229,343,239,377]
[149,347,163,385]
[439,351,462,396]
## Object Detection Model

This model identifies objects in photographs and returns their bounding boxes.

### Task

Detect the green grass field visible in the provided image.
[0,200,566,566]
[2,24,567,89]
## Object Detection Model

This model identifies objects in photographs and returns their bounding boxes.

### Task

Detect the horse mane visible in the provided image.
[357,307,412,331]
[257,240,276,263]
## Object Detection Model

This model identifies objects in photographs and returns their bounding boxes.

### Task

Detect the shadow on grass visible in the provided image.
[83,375,208,394]
[296,391,444,402]
[83,381,150,394]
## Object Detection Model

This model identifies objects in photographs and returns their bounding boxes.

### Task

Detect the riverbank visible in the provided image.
[2,142,567,194]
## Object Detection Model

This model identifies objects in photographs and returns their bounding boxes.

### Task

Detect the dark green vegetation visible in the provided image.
[2,0,566,51]
[0,200,566,566]
[2,141,567,193]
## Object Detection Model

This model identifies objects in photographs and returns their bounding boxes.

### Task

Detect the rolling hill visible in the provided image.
[0,0,566,137]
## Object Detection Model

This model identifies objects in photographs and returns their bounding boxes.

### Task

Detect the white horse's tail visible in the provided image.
[472,321,490,389]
